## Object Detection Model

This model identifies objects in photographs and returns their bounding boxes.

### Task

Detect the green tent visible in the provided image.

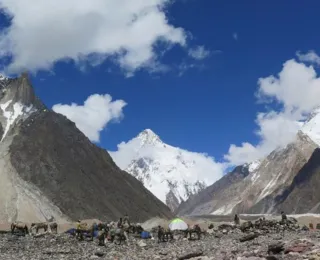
[169,218,188,231]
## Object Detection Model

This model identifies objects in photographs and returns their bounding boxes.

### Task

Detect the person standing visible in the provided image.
[234,214,240,225]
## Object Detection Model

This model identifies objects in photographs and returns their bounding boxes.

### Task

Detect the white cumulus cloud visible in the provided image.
[225,54,320,166]
[0,0,187,74]
[296,50,320,65]
[188,46,211,60]
[52,94,126,142]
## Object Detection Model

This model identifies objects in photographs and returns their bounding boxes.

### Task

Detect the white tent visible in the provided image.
[169,218,188,231]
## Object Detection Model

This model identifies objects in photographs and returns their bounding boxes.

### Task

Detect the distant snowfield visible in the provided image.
[288,213,320,218]
[240,213,320,218]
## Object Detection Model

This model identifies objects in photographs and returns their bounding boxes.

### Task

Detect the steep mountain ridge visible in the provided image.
[233,131,317,214]
[176,165,250,216]
[177,129,319,216]
[272,148,320,213]
[0,74,173,223]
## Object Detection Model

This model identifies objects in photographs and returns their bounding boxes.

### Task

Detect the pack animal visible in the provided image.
[240,221,253,232]
[186,225,201,240]
[125,223,144,234]
[11,222,29,235]
[49,222,58,233]
[107,226,127,245]
[30,222,48,233]
[97,223,109,246]
[76,222,95,241]
[157,226,173,242]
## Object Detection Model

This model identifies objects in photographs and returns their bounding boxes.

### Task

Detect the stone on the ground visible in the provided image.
[177,249,203,260]
[267,242,284,254]
[0,218,319,260]
[138,240,147,247]
[239,233,259,242]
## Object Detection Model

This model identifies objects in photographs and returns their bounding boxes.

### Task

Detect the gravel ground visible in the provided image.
[1,229,320,260]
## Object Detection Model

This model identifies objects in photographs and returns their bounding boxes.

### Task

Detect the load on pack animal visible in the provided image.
[102,221,128,245]
[76,221,95,241]
[123,223,144,234]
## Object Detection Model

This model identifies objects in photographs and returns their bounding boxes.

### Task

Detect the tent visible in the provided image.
[169,218,188,231]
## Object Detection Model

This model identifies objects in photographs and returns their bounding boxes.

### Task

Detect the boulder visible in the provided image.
[268,242,284,254]
[240,233,259,242]
[284,239,314,254]
[218,224,234,231]
[138,241,147,247]
[177,250,203,260]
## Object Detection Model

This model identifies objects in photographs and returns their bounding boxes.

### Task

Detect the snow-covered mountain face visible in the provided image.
[110,129,224,212]
[177,108,320,216]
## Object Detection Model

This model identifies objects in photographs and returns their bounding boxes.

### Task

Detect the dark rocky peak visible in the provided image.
[0,72,45,109]
[9,110,173,221]
[166,189,180,212]
[0,72,47,142]
[272,148,320,213]
[231,164,250,178]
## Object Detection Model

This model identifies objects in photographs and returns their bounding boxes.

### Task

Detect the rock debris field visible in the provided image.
[1,227,320,260]
[0,217,320,260]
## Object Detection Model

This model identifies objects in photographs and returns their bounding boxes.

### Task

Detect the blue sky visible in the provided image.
[1,0,320,167]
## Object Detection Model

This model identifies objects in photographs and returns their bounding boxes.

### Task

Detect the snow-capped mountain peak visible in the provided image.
[137,129,162,146]
[110,129,223,212]
[0,74,8,81]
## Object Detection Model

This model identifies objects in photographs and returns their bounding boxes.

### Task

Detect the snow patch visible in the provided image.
[240,213,273,217]
[245,160,262,184]
[0,101,37,141]
[248,160,261,172]
[0,74,7,81]
[211,200,241,215]
[256,171,282,202]
[250,171,260,184]
[288,213,320,218]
